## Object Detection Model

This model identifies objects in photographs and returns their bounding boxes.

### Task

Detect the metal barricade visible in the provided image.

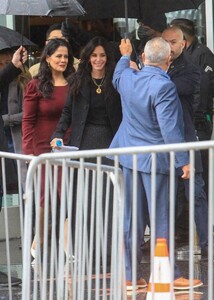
[0,151,32,300]
[22,140,214,300]
[22,154,125,300]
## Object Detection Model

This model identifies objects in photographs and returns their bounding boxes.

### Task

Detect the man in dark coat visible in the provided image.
[0,46,27,201]
[0,48,27,144]
[170,18,214,196]
[162,26,208,256]
[0,45,27,287]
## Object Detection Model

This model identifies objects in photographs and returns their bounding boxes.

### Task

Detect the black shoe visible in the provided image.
[0,271,22,287]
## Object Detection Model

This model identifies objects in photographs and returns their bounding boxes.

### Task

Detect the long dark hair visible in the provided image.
[37,38,75,98]
[70,36,116,97]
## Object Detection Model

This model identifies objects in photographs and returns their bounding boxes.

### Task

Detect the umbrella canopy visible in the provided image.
[80,0,204,19]
[0,0,86,16]
[0,26,36,51]
[0,38,12,51]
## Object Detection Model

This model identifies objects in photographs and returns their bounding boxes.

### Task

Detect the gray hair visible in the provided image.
[144,37,171,65]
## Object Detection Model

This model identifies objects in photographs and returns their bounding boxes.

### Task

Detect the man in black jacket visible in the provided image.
[162,26,208,259]
[0,46,27,192]
[131,13,167,69]
[170,18,214,197]
[0,45,27,287]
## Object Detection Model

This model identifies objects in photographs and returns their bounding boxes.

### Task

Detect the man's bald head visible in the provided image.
[162,26,186,61]
[142,37,171,71]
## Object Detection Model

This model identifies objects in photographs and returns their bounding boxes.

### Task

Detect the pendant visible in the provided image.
[96,87,102,94]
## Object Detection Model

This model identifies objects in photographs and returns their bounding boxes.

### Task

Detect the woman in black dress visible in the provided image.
[51,36,122,262]
[50,36,122,158]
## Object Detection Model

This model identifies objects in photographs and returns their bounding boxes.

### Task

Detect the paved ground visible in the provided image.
[0,238,212,299]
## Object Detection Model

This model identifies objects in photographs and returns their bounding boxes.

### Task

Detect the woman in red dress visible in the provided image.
[22,38,75,260]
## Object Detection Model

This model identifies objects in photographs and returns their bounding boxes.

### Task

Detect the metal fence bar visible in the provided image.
[189,149,195,300]
[131,154,138,299]
[208,148,214,300]
[169,151,175,300]
[1,157,12,300]
[150,152,157,300]
[49,164,59,300]
[0,152,32,299]
[17,159,24,250]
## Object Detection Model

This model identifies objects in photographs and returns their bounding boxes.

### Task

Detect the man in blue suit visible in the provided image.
[109,37,203,291]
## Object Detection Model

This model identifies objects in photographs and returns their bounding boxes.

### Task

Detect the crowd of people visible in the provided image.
[0,16,214,292]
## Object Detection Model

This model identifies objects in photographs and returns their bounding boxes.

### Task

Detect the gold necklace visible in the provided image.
[91,77,105,94]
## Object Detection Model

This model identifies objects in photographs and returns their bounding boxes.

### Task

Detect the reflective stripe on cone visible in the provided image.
[146,238,175,300]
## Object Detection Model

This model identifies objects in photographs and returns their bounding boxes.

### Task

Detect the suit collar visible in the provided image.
[143,65,170,79]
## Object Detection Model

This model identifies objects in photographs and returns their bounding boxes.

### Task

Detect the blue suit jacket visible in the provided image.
[109,57,189,174]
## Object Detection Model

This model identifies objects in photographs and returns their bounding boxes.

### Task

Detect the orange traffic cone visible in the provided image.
[146,238,175,300]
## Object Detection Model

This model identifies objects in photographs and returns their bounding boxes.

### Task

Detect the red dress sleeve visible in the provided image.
[22,79,41,155]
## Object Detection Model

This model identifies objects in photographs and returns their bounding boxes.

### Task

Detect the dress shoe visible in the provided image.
[174,277,203,290]
[126,277,147,291]
[0,271,22,287]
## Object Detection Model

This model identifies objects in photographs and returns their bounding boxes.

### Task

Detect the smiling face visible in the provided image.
[46,46,68,73]
[89,46,107,74]
[162,27,186,61]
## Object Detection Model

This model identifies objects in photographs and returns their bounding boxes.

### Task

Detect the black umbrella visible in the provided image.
[81,0,204,40]
[0,0,86,71]
[80,0,204,19]
[0,38,12,52]
[0,26,36,51]
[0,0,86,16]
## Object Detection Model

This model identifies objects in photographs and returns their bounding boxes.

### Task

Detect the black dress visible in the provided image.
[79,78,114,165]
